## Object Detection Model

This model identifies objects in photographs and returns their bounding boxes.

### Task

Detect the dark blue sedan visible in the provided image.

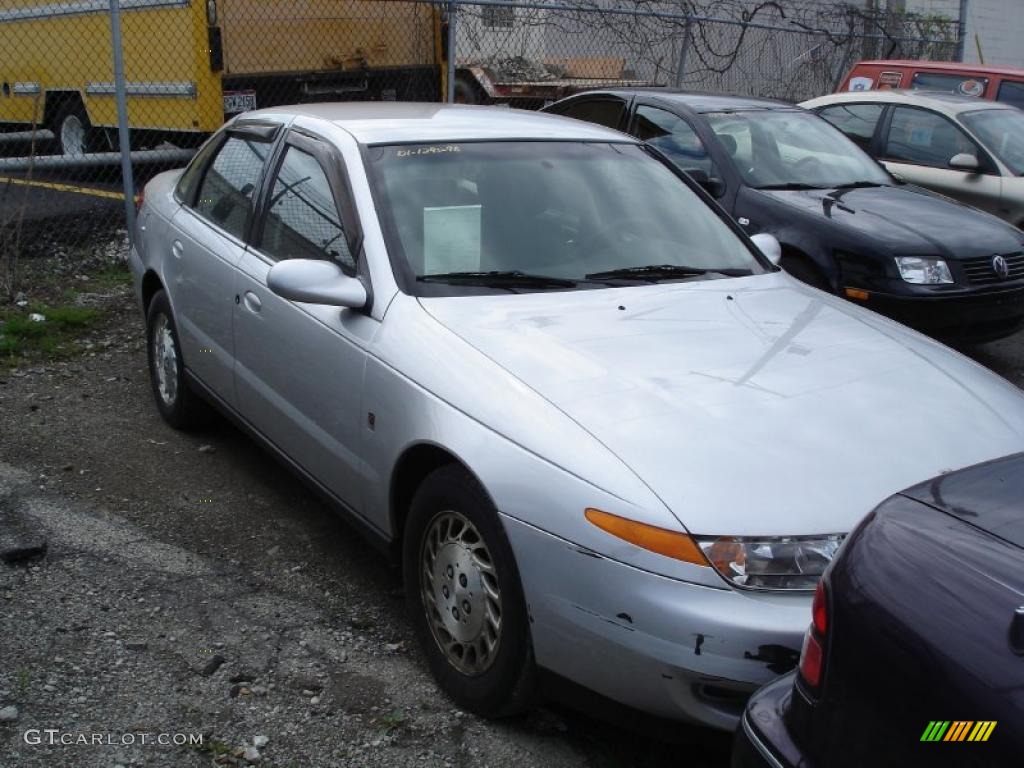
[545,90,1024,342]
[733,452,1024,768]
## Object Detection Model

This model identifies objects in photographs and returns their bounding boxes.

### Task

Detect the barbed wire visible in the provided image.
[452,0,960,99]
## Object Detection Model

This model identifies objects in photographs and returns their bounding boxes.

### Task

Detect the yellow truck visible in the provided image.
[0,0,445,155]
[0,0,644,157]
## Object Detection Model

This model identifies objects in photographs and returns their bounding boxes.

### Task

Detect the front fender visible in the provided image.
[358,338,721,588]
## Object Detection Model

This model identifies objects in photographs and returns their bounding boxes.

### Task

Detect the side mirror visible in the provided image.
[750,233,782,266]
[949,153,980,172]
[267,259,368,310]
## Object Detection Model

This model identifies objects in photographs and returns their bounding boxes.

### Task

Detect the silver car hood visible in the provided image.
[419,273,1024,537]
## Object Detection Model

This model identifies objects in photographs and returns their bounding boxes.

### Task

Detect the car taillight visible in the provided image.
[799,628,823,688]
[812,579,827,635]
[799,580,828,690]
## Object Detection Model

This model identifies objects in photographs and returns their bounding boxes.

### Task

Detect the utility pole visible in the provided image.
[957,0,969,62]
[862,0,878,60]
[109,0,136,246]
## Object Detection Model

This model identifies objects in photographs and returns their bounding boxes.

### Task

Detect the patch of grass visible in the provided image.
[80,264,132,293]
[0,304,103,368]
[377,708,408,733]
[15,667,30,696]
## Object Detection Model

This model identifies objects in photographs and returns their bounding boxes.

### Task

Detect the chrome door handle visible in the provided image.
[171,240,183,259]
[243,291,262,312]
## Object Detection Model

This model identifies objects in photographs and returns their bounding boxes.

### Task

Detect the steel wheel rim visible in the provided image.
[420,510,502,676]
[152,314,179,406]
[60,115,86,156]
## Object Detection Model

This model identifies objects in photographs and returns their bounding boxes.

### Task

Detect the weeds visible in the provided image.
[378,708,408,734]
[15,667,30,696]
[0,303,102,367]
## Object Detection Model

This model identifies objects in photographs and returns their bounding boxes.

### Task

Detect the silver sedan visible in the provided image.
[130,103,1024,730]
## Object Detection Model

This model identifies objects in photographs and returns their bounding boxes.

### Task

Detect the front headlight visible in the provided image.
[696,534,844,591]
[894,256,953,284]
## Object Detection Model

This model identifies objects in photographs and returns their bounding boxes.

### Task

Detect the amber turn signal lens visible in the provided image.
[704,536,747,574]
[844,287,870,301]
[584,508,709,565]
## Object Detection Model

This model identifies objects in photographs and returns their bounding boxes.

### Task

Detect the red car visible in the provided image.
[839,60,1024,109]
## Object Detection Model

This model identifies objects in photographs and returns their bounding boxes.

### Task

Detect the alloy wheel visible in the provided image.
[152,313,179,406]
[420,510,502,676]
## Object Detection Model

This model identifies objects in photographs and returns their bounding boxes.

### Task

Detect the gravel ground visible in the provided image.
[0,280,733,767]
[0,265,1022,768]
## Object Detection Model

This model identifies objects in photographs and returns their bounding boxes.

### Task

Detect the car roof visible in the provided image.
[801,88,1018,116]
[238,102,635,145]
[855,59,1024,78]
[568,88,795,113]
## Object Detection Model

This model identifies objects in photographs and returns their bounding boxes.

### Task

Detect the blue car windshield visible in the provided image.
[365,141,768,293]
[705,110,892,190]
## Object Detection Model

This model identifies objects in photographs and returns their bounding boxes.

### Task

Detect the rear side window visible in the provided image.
[175,136,222,204]
[997,80,1024,109]
[816,103,884,151]
[884,106,983,168]
[633,104,719,180]
[912,72,988,97]
[558,99,626,130]
[195,135,271,240]
[261,146,353,270]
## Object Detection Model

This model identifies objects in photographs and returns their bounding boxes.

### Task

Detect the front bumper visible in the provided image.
[502,514,810,731]
[851,282,1024,341]
[732,672,807,768]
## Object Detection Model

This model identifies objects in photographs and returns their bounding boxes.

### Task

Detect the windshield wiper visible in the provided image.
[416,270,577,288]
[585,264,750,283]
[756,182,825,191]
[830,180,886,190]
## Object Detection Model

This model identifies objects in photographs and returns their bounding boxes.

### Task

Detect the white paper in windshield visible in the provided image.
[423,204,482,274]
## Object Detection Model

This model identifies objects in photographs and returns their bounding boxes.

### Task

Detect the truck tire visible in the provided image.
[453,75,486,105]
[52,100,96,157]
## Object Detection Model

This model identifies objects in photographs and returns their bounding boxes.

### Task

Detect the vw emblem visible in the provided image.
[992,254,1010,280]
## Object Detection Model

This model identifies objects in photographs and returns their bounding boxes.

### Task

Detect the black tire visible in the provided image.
[780,252,831,292]
[403,464,536,717]
[453,75,485,105]
[145,290,207,430]
[50,100,98,157]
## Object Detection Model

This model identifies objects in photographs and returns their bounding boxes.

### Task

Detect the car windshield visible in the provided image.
[364,141,767,294]
[705,110,892,190]
[960,108,1024,175]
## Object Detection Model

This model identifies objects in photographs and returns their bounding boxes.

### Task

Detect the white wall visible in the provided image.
[906,0,1024,68]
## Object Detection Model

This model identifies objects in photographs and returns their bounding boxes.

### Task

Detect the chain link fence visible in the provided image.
[450,1,960,106]
[0,0,961,301]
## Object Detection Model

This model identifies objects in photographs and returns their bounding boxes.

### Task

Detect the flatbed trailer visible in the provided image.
[456,64,653,108]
